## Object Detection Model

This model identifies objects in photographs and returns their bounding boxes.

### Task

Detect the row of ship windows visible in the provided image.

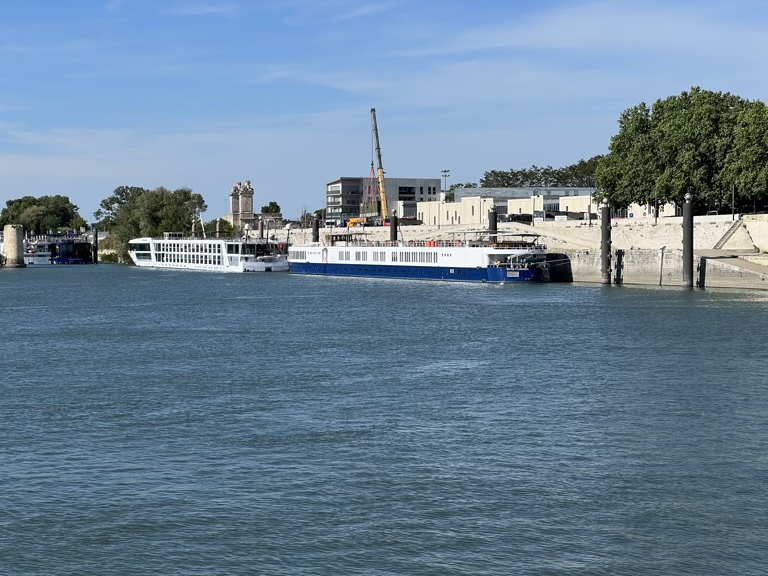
[287,250,443,264]
[141,253,225,265]
[339,251,439,264]
[135,243,246,254]
[148,243,226,254]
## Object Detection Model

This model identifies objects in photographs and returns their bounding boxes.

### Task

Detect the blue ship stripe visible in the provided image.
[288,263,544,282]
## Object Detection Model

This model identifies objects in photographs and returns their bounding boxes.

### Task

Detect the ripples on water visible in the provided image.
[1,266,767,575]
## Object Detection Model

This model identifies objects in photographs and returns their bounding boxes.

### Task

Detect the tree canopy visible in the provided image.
[480,157,602,188]
[94,185,207,262]
[597,87,768,212]
[0,195,86,234]
[261,201,281,214]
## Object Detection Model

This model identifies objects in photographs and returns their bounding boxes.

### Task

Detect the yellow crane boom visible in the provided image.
[371,108,388,222]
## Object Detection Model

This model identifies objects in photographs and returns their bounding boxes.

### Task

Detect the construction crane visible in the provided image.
[371,108,389,224]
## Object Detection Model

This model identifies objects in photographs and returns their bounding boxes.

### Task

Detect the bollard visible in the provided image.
[488,208,497,243]
[390,210,398,243]
[682,193,693,288]
[92,228,99,265]
[600,202,611,284]
[312,217,320,243]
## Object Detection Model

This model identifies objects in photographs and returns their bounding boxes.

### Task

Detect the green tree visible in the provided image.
[203,218,235,237]
[94,185,208,262]
[480,157,603,188]
[597,87,762,212]
[261,201,281,214]
[724,100,768,212]
[0,195,84,233]
[595,103,657,208]
[94,186,147,229]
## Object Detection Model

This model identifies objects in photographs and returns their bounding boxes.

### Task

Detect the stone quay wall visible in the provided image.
[557,248,768,289]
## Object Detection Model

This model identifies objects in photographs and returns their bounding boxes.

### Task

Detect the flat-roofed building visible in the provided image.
[325,176,441,225]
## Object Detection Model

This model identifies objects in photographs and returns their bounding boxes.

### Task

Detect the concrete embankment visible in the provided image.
[279,214,768,290]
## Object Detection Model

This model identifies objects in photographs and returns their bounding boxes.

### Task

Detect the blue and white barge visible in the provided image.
[288,231,549,283]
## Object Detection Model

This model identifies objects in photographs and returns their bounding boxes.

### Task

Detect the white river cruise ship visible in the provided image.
[128,232,289,273]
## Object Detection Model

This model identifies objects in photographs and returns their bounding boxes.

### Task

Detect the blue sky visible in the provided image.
[2,0,767,222]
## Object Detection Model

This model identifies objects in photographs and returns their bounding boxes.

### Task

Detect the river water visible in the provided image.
[1,265,767,575]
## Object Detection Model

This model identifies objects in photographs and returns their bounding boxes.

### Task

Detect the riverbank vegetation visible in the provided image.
[476,87,768,215]
[597,87,768,213]
[94,186,208,262]
[480,157,602,188]
[0,195,86,233]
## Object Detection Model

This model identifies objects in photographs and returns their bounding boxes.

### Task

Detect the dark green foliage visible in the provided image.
[0,195,85,234]
[203,218,235,237]
[597,87,768,212]
[480,157,602,188]
[261,201,281,214]
[93,185,207,262]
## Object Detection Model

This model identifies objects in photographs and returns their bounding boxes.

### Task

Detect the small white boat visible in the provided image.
[243,253,289,272]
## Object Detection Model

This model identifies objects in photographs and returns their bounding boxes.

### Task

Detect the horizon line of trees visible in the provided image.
[478,156,603,189]
[0,195,87,234]
[5,86,768,243]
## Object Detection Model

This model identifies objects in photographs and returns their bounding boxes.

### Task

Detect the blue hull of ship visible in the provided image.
[289,263,546,282]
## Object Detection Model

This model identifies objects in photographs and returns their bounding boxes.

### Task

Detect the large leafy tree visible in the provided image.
[595,103,657,208]
[597,87,766,212]
[724,101,768,212]
[94,185,207,262]
[0,195,84,234]
[93,186,146,229]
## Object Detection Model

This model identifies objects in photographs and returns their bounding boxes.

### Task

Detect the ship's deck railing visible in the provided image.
[330,239,547,250]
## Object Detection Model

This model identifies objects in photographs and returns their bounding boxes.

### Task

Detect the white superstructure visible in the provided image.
[289,231,549,283]
[128,232,289,273]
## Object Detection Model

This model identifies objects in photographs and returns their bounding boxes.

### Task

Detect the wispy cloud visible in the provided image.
[276,0,399,26]
[164,3,237,17]
[106,0,127,11]
[391,1,765,58]
[332,3,397,22]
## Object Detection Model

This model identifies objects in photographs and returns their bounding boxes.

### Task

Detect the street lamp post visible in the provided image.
[440,169,450,229]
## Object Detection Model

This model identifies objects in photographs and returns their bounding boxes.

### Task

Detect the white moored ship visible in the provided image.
[128,232,289,273]
[288,229,549,283]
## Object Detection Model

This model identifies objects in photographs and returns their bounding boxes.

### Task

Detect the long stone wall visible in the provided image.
[559,248,768,289]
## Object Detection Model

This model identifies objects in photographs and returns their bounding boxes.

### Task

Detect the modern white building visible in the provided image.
[325,176,441,224]
[417,187,680,227]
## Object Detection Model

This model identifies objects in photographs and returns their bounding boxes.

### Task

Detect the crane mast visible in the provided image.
[371,108,388,223]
